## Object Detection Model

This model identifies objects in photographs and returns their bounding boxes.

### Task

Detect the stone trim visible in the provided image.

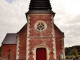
[16,34,19,59]
[26,15,30,60]
[32,45,50,60]
[52,38,56,59]
[62,38,65,59]
[34,20,47,32]
[51,15,56,59]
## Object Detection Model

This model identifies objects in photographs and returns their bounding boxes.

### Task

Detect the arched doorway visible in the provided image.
[36,48,46,60]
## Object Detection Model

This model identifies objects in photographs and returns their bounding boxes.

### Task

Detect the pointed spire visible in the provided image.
[26,0,55,14]
[29,0,52,10]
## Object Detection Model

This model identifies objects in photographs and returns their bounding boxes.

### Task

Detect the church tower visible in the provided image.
[25,0,65,60]
[26,0,56,60]
[1,0,65,60]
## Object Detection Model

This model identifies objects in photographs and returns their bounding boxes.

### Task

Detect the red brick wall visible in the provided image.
[1,44,16,60]
[18,24,27,60]
[28,15,54,60]
[54,25,63,59]
[29,15,53,37]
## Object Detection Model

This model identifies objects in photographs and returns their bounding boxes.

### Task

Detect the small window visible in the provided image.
[34,21,47,32]
[37,22,44,30]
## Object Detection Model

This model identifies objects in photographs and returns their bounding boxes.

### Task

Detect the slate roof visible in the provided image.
[26,0,55,14]
[2,33,17,44]
[29,0,52,10]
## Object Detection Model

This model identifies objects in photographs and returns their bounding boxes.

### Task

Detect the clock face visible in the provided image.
[34,21,47,32]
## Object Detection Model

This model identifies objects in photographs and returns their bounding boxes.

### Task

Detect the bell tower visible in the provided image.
[25,0,65,60]
[26,0,57,60]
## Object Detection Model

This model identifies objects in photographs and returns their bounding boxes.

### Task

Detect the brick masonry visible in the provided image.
[1,44,16,60]
[26,14,64,60]
[54,25,64,59]
[17,24,27,60]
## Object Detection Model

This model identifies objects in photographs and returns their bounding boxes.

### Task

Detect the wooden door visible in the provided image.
[36,48,46,60]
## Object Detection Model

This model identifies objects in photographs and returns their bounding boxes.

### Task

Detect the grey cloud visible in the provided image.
[61,24,80,47]
[66,14,80,24]
[0,0,28,46]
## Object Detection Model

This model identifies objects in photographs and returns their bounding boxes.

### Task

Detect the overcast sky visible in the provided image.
[0,0,80,47]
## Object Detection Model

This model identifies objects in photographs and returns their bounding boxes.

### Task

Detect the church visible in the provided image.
[1,0,65,60]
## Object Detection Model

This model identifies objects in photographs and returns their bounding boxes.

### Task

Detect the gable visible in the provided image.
[54,24,64,37]
[17,23,27,34]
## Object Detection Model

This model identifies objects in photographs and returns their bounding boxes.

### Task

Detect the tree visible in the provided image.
[68,47,78,57]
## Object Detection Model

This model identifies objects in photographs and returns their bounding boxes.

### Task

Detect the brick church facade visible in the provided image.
[1,0,65,60]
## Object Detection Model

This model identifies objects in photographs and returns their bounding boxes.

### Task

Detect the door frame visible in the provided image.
[32,45,50,60]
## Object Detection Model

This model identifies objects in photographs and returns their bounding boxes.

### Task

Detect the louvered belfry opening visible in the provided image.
[29,0,52,10]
